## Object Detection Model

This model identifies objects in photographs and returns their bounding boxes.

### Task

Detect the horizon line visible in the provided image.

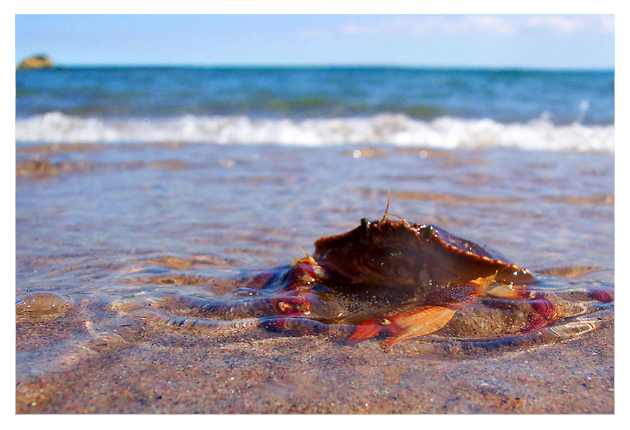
[17,63,615,72]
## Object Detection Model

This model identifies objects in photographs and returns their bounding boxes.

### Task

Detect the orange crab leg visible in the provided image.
[347,273,497,351]
[346,306,457,351]
[381,305,458,352]
[346,318,385,342]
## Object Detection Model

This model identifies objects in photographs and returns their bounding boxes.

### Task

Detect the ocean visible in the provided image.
[15,66,615,413]
[16,67,614,151]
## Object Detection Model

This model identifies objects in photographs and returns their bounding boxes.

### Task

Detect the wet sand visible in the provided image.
[16,142,615,414]
[15,310,614,414]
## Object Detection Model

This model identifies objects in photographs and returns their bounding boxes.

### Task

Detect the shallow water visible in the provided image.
[16,143,613,378]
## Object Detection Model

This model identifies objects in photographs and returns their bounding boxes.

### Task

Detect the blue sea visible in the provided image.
[16,67,614,151]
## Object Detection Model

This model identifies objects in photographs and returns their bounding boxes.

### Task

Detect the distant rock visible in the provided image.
[18,54,54,69]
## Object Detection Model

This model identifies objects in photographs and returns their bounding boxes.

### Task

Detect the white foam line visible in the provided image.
[15,111,615,152]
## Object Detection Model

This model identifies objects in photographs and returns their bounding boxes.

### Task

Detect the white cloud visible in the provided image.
[598,15,615,35]
[337,15,614,37]
[298,29,329,38]
[341,23,365,34]
[523,15,613,34]
[464,15,516,35]
[525,15,585,33]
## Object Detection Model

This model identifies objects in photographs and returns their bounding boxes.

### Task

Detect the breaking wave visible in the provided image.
[16,111,614,152]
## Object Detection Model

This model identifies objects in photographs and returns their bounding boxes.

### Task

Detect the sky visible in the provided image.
[14,14,615,69]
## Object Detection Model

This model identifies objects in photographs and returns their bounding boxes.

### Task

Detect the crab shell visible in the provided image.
[311,217,536,295]
[273,217,540,351]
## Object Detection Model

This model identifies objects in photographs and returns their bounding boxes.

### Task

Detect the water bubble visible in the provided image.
[16,292,70,316]
[229,287,261,297]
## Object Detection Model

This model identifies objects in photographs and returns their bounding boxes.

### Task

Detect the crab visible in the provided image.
[113,197,613,353]
[262,198,611,351]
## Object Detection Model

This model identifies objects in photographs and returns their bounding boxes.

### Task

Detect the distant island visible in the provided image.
[18,54,54,69]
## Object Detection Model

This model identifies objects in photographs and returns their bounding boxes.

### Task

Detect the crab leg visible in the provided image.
[381,306,458,352]
[384,275,501,351]
[346,306,459,352]
[348,274,497,351]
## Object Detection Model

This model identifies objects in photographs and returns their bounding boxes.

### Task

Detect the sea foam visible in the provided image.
[16,111,614,152]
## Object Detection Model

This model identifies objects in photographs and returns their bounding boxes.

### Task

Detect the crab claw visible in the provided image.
[590,287,614,303]
[521,296,559,331]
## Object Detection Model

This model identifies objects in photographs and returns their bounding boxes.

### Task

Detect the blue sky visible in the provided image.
[15,14,615,69]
